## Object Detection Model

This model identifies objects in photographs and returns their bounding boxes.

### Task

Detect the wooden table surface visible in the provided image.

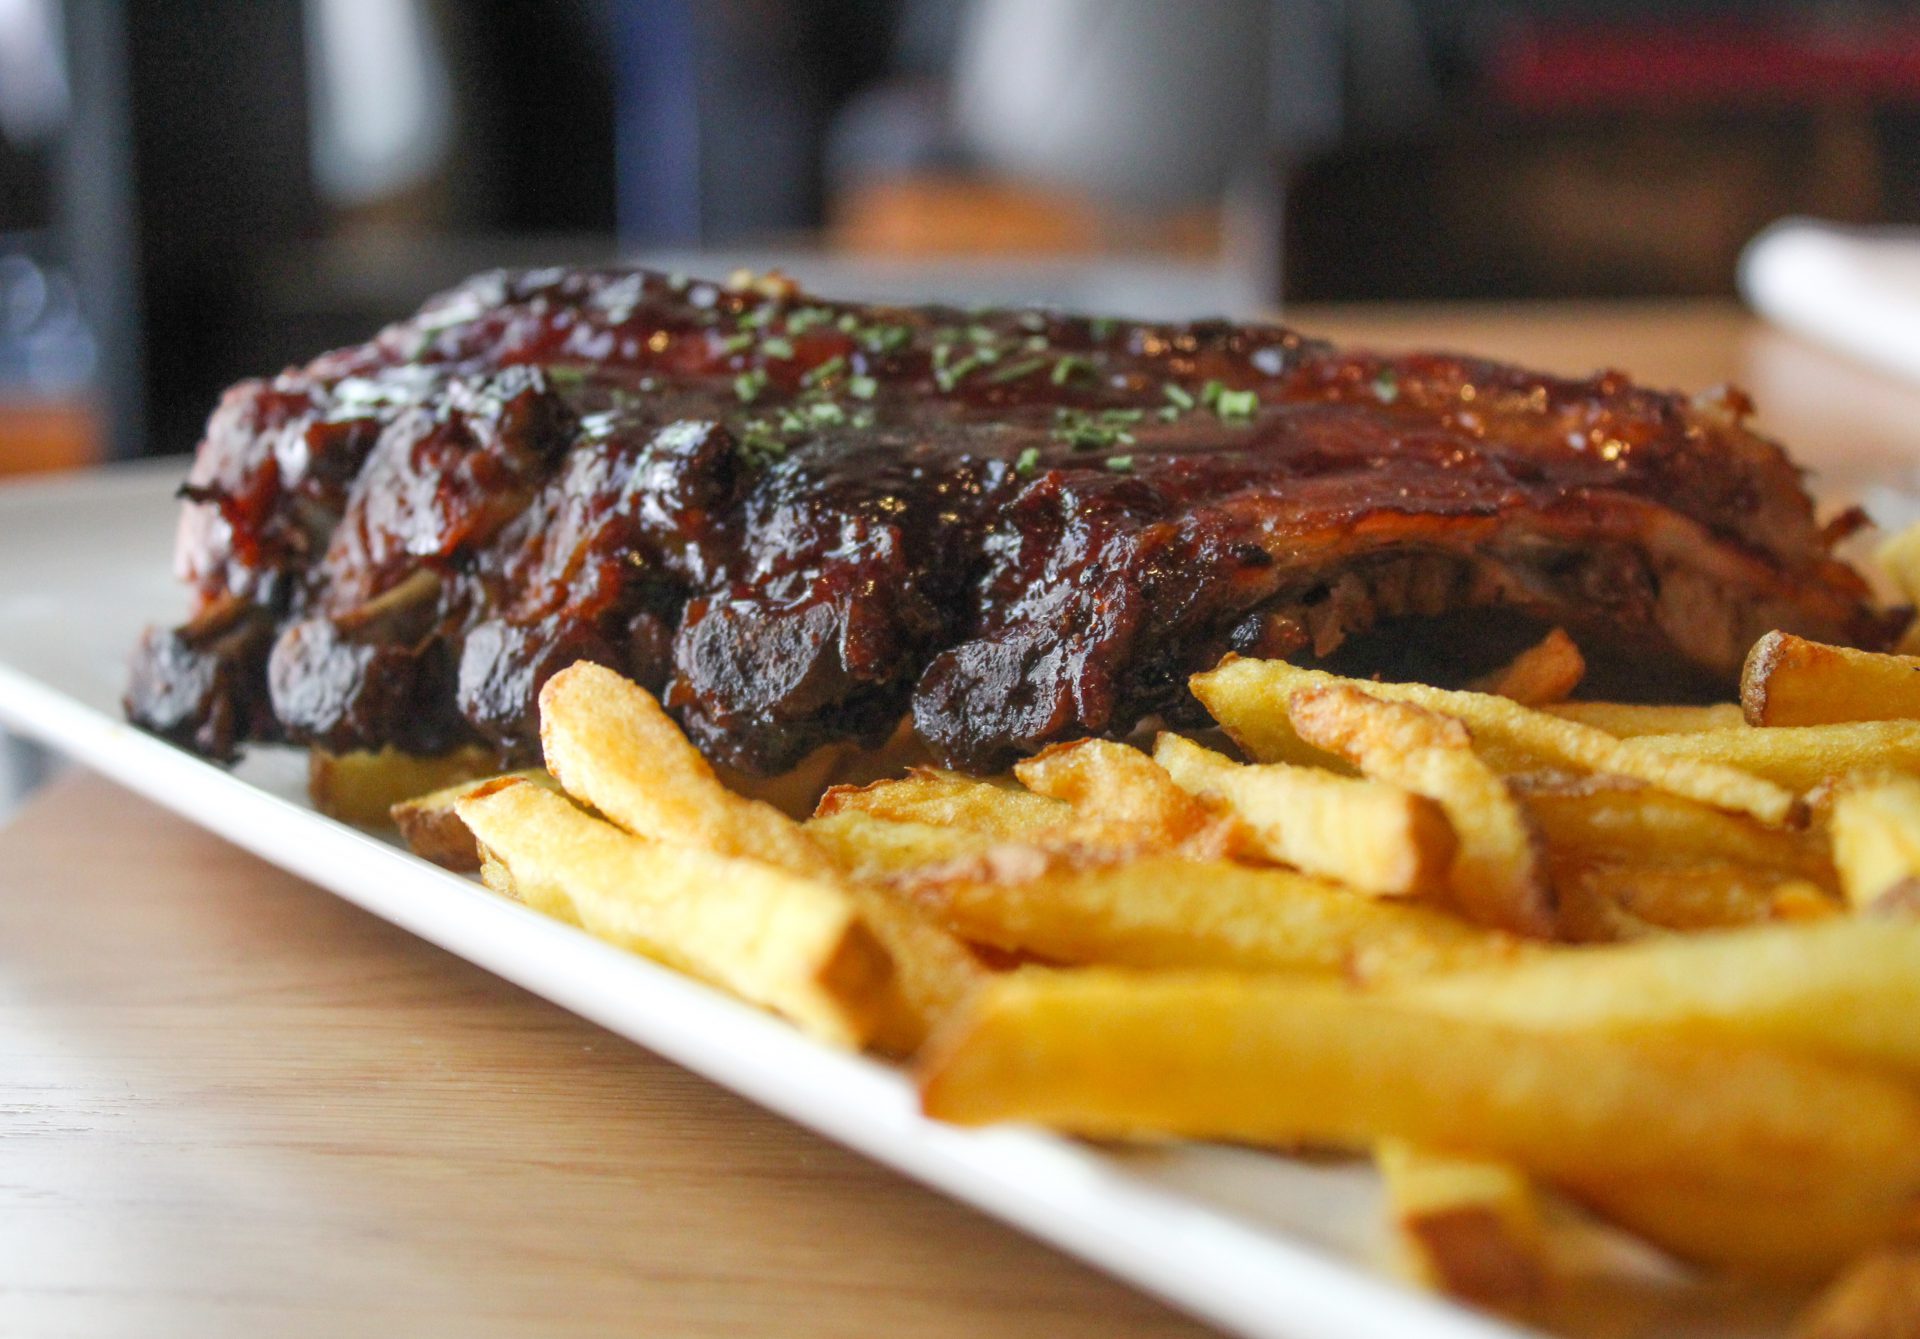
[6,302,1920,1339]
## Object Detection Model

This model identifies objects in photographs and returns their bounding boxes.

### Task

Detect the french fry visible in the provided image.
[918,969,1920,1253]
[1194,657,1798,826]
[391,768,556,871]
[1387,918,1920,1079]
[1544,866,1665,945]
[902,851,1514,979]
[1375,1140,1548,1306]
[842,884,991,1055]
[1742,631,1920,727]
[1828,774,1920,910]
[1625,720,1920,794]
[1154,733,1455,897]
[1567,858,1823,933]
[1289,684,1553,938]
[1794,1249,1920,1339]
[459,779,891,1047]
[1516,774,1833,885]
[1014,739,1222,852]
[803,810,997,883]
[538,662,986,1048]
[815,768,1072,840]
[308,743,499,828]
[1540,701,1747,737]
[539,662,834,877]
[1583,1178,1913,1280]
[1468,627,1585,706]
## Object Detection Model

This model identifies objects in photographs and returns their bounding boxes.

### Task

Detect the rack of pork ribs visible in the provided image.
[126,268,1895,778]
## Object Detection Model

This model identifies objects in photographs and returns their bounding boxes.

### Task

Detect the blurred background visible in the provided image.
[3,0,1920,471]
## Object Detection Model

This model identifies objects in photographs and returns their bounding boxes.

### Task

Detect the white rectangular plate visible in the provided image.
[0,462,1802,1339]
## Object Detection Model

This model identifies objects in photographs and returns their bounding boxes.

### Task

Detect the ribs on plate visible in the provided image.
[126,268,1895,775]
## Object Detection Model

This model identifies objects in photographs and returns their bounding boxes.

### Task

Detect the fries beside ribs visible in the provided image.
[358,538,1920,1328]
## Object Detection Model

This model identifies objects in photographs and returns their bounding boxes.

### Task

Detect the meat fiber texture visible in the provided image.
[126,268,1893,775]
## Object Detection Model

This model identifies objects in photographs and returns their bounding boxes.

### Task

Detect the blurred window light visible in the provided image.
[0,0,68,146]
[304,0,452,206]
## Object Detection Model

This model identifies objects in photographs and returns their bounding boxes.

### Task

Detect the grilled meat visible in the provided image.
[126,267,1896,773]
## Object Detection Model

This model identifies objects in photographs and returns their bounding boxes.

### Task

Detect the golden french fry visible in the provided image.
[1829,774,1920,910]
[1388,918,1920,1079]
[803,810,997,883]
[1743,631,1920,728]
[1583,1179,1912,1280]
[391,768,556,871]
[918,970,1920,1239]
[1468,627,1585,706]
[1540,701,1748,737]
[1625,720,1920,794]
[1376,1140,1547,1306]
[1289,684,1553,938]
[538,663,984,1048]
[309,743,498,828]
[843,883,990,1055]
[1516,774,1833,885]
[1154,733,1455,897]
[815,768,1071,840]
[902,851,1513,979]
[1794,1249,1920,1339]
[1194,657,1798,826]
[460,779,890,1046]
[1547,866,1667,944]
[1014,739,1222,851]
[1571,858,1825,933]
[539,662,834,877]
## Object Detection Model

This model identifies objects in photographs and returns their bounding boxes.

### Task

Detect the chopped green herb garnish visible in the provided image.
[807,401,846,425]
[734,369,768,403]
[836,312,861,333]
[543,364,588,387]
[760,336,795,360]
[862,323,912,355]
[967,324,999,346]
[1089,317,1116,341]
[1158,405,1182,422]
[787,306,834,334]
[1023,334,1051,353]
[1051,355,1094,386]
[736,419,786,466]
[847,374,878,401]
[1162,382,1195,411]
[721,331,754,354]
[987,355,1048,384]
[1214,388,1258,420]
[1017,311,1048,333]
[802,354,846,387]
[935,353,986,392]
[1051,406,1137,452]
[1199,379,1226,408]
[1103,454,1134,472]
[1373,369,1399,403]
[738,305,775,329]
[851,409,876,430]
[1014,446,1041,477]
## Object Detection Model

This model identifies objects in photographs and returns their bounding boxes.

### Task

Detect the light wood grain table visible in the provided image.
[6,302,1920,1339]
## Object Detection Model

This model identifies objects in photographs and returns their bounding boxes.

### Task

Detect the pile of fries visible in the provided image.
[357,529,1920,1336]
